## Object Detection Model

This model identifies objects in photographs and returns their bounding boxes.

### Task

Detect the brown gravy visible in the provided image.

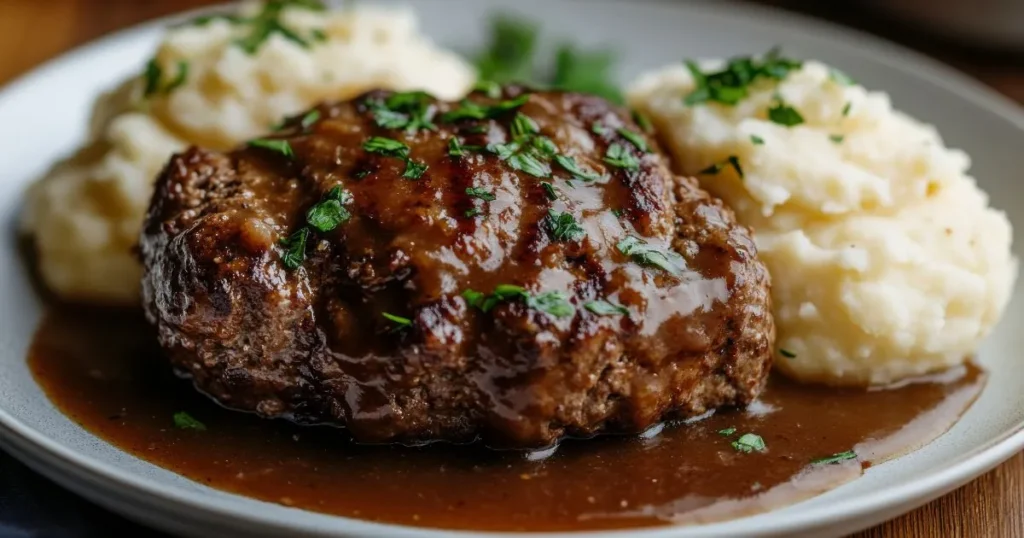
[28,308,986,532]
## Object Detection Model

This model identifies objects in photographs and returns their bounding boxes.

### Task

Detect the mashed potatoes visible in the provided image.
[628,58,1017,385]
[23,2,474,304]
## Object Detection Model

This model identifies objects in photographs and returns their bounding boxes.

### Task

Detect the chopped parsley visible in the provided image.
[173,412,206,431]
[363,136,410,157]
[546,210,586,242]
[768,101,804,127]
[540,182,559,200]
[829,67,856,86]
[367,91,436,133]
[603,143,640,171]
[463,285,575,318]
[299,110,321,131]
[554,155,603,182]
[382,312,413,328]
[248,138,294,158]
[842,102,852,116]
[233,0,329,54]
[466,187,496,201]
[526,291,575,318]
[441,94,531,123]
[731,433,767,453]
[699,156,744,179]
[143,59,189,97]
[592,121,611,137]
[617,128,649,153]
[448,137,465,157]
[279,228,310,270]
[750,134,765,145]
[473,79,503,99]
[616,235,686,276]
[812,450,858,465]
[779,349,797,359]
[584,300,629,316]
[465,207,483,218]
[487,112,557,178]
[684,49,802,106]
[632,110,654,133]
[402,160,428,180]
[718,427,737,436]
[305,187,351,233]
[611,208,624,218]
[829,134,845,144]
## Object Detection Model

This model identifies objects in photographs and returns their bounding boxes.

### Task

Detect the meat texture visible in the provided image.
[140,86,774,448]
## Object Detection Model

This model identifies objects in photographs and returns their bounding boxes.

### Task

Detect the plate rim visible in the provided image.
[1,0,1023,536]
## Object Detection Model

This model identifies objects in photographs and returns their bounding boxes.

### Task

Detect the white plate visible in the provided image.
[1,1,1023,537]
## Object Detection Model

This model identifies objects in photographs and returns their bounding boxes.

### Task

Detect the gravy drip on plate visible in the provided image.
[28,309,986,531]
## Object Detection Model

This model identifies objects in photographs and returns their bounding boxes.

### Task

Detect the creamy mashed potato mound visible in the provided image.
[628,59,1017,385]
[23,2,474,304]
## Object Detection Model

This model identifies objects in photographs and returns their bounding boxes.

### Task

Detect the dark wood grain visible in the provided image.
[0,1,1021,537]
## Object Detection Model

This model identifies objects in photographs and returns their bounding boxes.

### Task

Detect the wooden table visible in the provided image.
[1,1,1021,537]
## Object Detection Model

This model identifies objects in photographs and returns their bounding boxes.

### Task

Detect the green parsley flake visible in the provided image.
[402,159,428,180]
[466,187,496,201]
[363,136,409,157]
[234,0,328,54]
[540,182,559,201]
[732,433,767,453]
[368,91,436,132]
[546,210,586,242]
[699,156,744,179]
[382,312,413,327]
[173,412,206,431]
[811,450,858,465]
[143,59,189,98]
[527,291,575,318]
[510,112,539,138]
[718,427,737,436]
[554,155,603,182]
[473,80,503,99]
[616,235,686,275]
[768,102,804,127]
[300,110,321,131]
[463,285,574,318]
[750,134,765,145]
[592,121,611,137]
[779,349,797,359]
[584,300,629,316]
[842,102,852,116]
[551,44,623,103]
[279,228,309,270]
[448,137,465,157]
[441,94,531,123]
[603,143,640,171]
[611,208,624,218]
[829,134,845,144]
[306,192,350,233]
[684,49,802,107]
[632,110,654,133]
[249,139,294,158]
[465,207,483,218]
[617,128,649,153]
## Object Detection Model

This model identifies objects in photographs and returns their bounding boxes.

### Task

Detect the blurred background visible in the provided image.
[0,0,1021,537]
[1,0,1022,103]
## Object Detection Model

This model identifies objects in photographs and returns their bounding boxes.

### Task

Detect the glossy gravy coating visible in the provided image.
[29,309,985,532]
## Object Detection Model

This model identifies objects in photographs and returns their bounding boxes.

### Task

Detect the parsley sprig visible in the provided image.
[143,59,189,98]
[462,285,575,318]
[684,48,802,106]
[366,91,437,133]
[280,186,353,269]
[546,210,585,242]
[616,235,686,275]
[487,112,558,178]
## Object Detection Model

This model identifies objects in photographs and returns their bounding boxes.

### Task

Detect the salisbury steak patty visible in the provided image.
[140,86,774,448]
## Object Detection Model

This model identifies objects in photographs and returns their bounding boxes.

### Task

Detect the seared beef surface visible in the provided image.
[140,87,774,448]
